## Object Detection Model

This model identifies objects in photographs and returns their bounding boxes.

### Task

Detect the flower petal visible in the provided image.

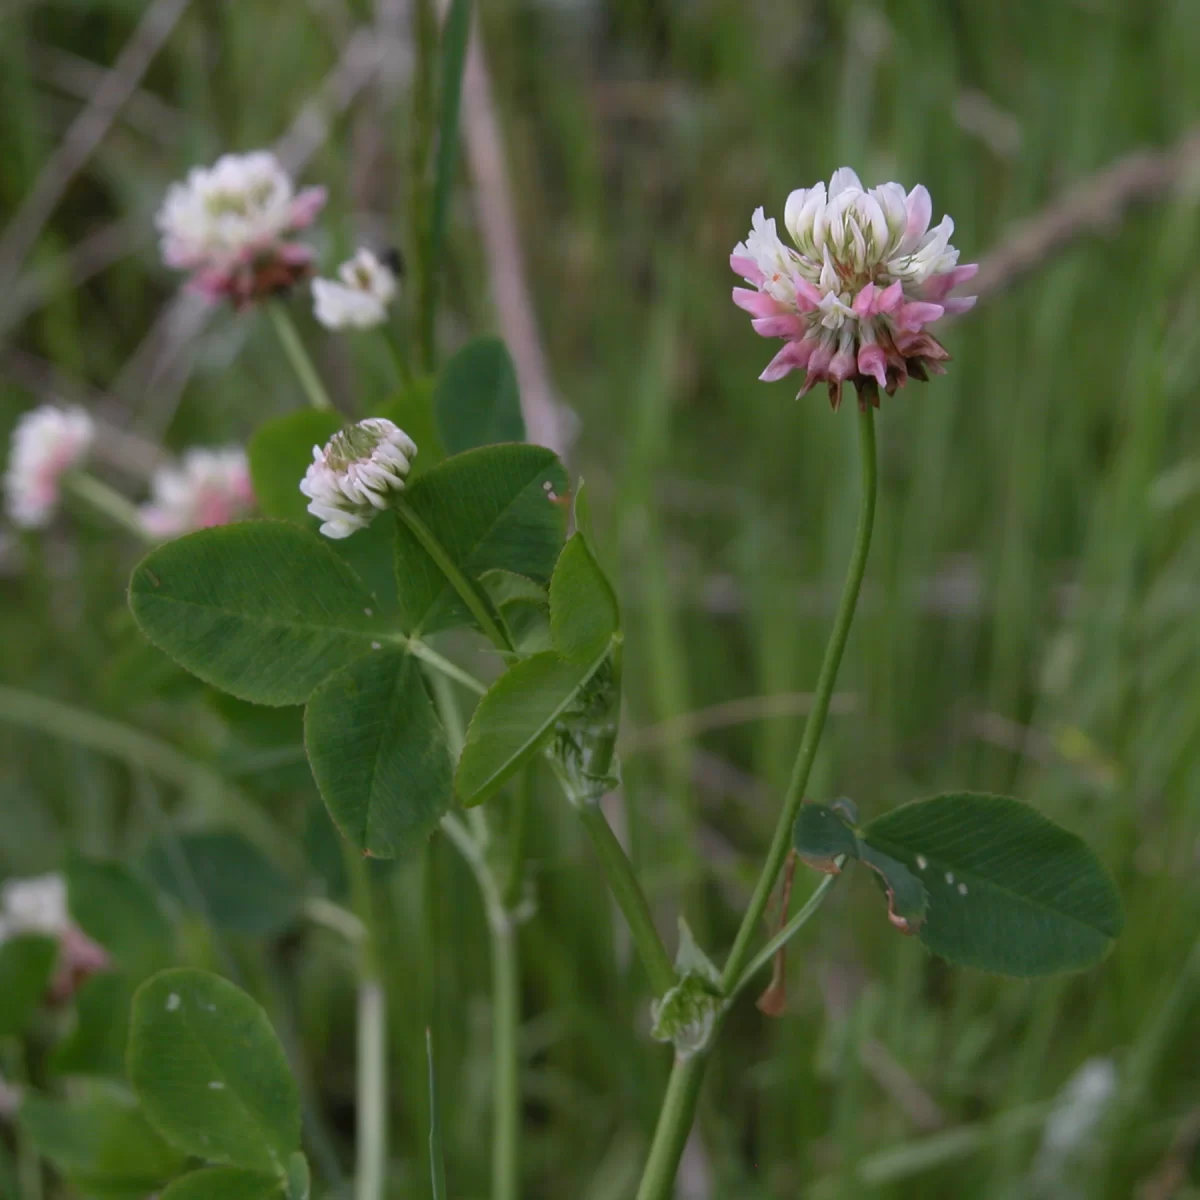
[900,185,932,254]
[858,343,889,389]
[759,341,811,382]
[828,167,864,197]
[730,254,766,285]
[290,186,328,228]
[752,314,807,339]
[733,287,782,317]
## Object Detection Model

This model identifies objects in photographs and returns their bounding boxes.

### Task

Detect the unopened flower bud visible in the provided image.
[299,418,417,539]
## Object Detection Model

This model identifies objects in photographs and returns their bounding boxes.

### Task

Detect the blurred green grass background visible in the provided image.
[2,0,1200,1196]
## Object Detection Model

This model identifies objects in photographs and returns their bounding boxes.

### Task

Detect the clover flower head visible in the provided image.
[0,873,69,937]
[732,167,977,409]
[139,447,255,539]
[0,873,109,1001]
[312,248,398,331]
[300,418,417,539]
[4,405,95,529]
[156,151,327,309]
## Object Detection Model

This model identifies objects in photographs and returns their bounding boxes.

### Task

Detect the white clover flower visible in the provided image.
[156,151,326,308]
[300,418,417,539]
[0,872,110,1002]
[732,167,977,408]
[0,873,69,938]
[311,249,398,331]
[4,405,95,529]
[139,447,255,540]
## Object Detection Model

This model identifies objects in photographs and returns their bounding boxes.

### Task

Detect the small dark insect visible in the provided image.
[381,247,405,280]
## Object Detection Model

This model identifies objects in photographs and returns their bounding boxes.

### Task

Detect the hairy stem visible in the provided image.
[636,405,878,1200]
[268,300,333,410]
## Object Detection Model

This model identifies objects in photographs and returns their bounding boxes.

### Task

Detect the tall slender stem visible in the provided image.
[634,1054,708,1200]
[726,870,840,1004]
[577,803,676,996]
[720,405,876,992]
[504,764,534,910]
[345,847,386,1200]
[636,405,878,1200]
[490,919,520,1200]
[383,326,414,387]
[395,500,511,651]
[66,472,150,540]
[440,814,520,1200]
[268,301,333,410]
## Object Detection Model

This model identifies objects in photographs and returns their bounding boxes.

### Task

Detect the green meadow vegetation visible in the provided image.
[1,0,1198,1197]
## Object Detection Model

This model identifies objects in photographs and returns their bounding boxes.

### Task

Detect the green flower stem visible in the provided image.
[554,640,675,993]
[440,814,521,1200]
[634,1053,708,1200]
[722,405,876,991]
[395,500,513,652]
[383,326,414,387]
[344,846,386,1200]
[504,765,534,910]
[725,870,840,1004]
[490,913,520,1200]
[268,301,333,411]
[636,405,878,1200]
[66,472,150,540]
[577,802,676,996]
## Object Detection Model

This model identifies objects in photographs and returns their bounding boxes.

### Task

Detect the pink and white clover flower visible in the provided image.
[139,447,255,539]
[156,151,326,309]
[300,418,417,539]
[732,168,976,409]
[4,405,95,529]
[0,874,109,1002]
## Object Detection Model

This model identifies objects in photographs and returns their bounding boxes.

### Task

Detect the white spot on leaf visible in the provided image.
[916,855,928,870]
[364,607,373,616]
[945,872,955,885]
[166,993,181,1012]
[208,1080,226,1090]
[957,882,969,896]
[371,640,381,650]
